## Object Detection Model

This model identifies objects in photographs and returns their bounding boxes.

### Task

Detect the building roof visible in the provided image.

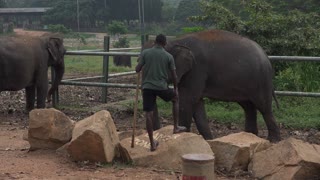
[0,8,51,14]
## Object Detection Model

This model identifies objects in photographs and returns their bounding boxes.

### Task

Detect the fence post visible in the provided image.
[51,67,59,107]
[140,34,145,47]
[102,36,110,103]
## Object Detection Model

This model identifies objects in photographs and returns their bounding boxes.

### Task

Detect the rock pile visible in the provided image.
[24,109,320,179]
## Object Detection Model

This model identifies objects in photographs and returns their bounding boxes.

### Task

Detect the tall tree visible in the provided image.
[0,0,7,8]
[144,0,163,22]
[44,0,109,29]
[175,0,202,23]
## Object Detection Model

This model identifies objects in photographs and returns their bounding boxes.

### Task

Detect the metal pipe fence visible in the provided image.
[51,47,320,107]
[269,56,320,62]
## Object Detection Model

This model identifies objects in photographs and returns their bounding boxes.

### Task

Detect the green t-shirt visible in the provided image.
[138,45,175,90]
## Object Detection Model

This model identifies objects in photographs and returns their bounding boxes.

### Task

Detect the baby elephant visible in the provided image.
[113,55,131,67]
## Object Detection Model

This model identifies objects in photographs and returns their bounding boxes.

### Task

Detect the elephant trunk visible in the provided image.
[47,63,65,102]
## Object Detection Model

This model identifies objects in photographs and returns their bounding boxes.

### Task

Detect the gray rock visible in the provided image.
[120,125,214,170]
[27,108,75,150]
[207,132,271,172]
[67,110,119,163]
[249,138,320,180]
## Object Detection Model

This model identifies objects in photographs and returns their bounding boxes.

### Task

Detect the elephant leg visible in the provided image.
[261,112,281,142]
[238,101,258,135]
[36,87,47,108]
[153,103,160,130]
[178,93,193,132]
[25,86,36,111]
[193,99,213,140]
[36,79,48,109]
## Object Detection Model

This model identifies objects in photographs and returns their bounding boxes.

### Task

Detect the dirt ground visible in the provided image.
[0,29,319,180]
[1,74,320,180]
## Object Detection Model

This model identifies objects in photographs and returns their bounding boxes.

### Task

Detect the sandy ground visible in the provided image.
[0,123,182,180]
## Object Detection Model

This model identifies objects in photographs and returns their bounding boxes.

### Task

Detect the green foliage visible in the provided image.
[106,21,128,35]
[189,1,244,33]
[0,0,6,7]
[143,0,164,22]
[175,0,202,23]
[40,0,164,30]
[48,24,71,34]
[70,33,88,45]
[113,37,130,48]
[161,2,177,21]
[275,63,320,92]
[182,26,205,33]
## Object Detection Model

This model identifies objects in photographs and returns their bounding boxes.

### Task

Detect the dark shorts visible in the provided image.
[142,88,175,112]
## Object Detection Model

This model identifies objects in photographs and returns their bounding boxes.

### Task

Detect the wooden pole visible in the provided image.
[131,72,141,148]
[102,36,110,103]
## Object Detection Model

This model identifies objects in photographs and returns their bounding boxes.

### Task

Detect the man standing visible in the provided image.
[135,34,186,151]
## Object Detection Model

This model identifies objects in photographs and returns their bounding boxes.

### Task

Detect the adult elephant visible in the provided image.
[150,30,280,142]
[0,33,66,111]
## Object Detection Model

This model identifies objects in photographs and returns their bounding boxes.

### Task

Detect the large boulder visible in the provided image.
[249,138,320,180]
[120,125,214,170]
[67,110,119,163]
[207,132,271,172]
[27,108,75,150]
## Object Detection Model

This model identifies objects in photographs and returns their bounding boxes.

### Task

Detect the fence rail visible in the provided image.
[51,45,320,107]
[269,56,320,62]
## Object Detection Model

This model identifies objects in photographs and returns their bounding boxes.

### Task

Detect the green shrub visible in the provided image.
[113,37,130,48]
[275,63,320,92]
[106,21,128,35]
[182,26,205,33]
[48,24,71,34]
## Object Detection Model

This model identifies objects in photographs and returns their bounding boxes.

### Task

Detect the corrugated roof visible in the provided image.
[0,8,51,14]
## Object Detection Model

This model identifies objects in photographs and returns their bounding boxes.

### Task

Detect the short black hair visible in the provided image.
[155,34,166,45]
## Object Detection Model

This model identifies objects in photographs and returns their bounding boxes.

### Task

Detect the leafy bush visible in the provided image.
[48,24,71,34]
[113,37,130,48]
[182,26,205,33]
[106,21,127,35]
[275,63,320,92]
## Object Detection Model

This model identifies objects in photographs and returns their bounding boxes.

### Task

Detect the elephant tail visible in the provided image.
[272,90,280,109]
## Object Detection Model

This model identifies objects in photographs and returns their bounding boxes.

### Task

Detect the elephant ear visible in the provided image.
[47,36,65,65]
[170,45,195,83]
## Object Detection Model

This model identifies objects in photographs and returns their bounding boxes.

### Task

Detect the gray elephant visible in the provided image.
[149,30,280,142]
[0,33,66,111]
[113,55,131,67]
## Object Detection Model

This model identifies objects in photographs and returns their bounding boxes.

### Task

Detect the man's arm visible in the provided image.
[135,53,145,73]
[135,63,143,73]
